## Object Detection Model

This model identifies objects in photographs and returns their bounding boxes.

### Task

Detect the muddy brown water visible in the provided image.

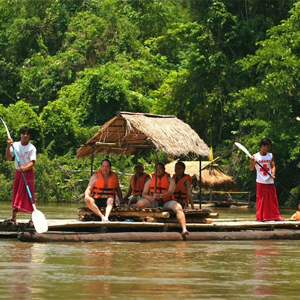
[0,202,299,299]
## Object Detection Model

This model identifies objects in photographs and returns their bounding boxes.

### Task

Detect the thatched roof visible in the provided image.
[165,160,236,191]
[76,112,210,158]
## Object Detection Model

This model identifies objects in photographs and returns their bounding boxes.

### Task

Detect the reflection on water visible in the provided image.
[1,240,300,299]
[0,202,299,299]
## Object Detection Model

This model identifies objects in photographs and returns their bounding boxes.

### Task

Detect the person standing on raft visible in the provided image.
[84,159,124,222]
[5,126,37,223]
[249,137,284,222]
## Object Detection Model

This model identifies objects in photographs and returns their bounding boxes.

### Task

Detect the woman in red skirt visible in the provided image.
[5,126,37,223]
[249,137,284,222]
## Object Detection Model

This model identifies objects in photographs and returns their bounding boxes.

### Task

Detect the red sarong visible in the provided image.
[256,182,284,222]
[12,169,36,213]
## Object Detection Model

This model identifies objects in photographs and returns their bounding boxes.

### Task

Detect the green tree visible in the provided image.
[231,2,300,204]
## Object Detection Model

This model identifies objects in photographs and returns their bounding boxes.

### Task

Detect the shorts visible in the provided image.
[162,200,178,210]
[149,200,159,208]
[95,198,109,208]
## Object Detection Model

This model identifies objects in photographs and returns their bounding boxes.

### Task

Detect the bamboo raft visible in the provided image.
[78,207,215,223]
[1,207,300,242]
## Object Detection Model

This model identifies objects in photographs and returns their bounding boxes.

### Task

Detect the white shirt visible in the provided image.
[254,152,274,184]
[10,141,37,169]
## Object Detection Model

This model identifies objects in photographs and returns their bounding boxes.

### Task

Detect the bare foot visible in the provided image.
[4,217,16,223]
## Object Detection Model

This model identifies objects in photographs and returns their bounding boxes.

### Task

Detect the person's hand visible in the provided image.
[250,156,256,163]
[148,195,155,203]
[271,173,276,179]
[19,166,27,172]
[153,193,160,200]
[7,138,13,145]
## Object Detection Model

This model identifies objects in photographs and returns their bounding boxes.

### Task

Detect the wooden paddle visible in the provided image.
[0,117,48,233]
[235,141,298,202]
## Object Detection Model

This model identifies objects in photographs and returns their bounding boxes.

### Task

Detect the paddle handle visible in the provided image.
[255,160,273,177]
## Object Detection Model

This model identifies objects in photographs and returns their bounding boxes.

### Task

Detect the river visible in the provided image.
[0,202,299,299]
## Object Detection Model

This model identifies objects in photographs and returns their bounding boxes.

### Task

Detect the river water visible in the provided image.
[0,202,299,300]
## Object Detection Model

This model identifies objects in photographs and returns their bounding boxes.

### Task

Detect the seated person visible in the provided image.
[84,159,123,222]
[123,163,150,206]
[173,161,194,209]
[291,204,300,221]
[133,162,189,235]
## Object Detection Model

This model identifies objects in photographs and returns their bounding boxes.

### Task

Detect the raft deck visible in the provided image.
[1,218,300,242]
[1,208,300,242]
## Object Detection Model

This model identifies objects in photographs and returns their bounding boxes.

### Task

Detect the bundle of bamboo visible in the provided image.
[78,207,213,224]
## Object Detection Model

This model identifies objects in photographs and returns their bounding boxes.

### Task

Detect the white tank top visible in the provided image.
[254,152,274,184]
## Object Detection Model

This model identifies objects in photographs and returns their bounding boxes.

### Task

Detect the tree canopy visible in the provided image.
[0,0,299,205]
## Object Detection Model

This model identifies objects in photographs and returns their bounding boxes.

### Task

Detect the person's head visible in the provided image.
[101,159,111,175]
[134,162,144,176]
[260,137,272,153]
[19,126,31,145]
[175,161,186,176]
[155,163,165,177]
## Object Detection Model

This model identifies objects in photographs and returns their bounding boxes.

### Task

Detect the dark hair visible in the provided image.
[156,162,165,171]
[101,159,111,167]
[260,137,272,147]
[19,126,32,138]
[175,161,186,172]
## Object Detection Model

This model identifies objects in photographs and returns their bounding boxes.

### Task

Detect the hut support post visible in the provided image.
[90,145,95,176]
[154,150,158,194]
[198,156,202,209]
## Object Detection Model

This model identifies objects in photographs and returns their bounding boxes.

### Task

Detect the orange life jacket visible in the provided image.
[130,173,150,196]
[149,172,174,202]
[172,174,192,205]
[91,171,118,199]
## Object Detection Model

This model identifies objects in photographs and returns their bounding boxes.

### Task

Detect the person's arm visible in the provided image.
[270,155,276,179]
[19,161,35,172]
[115,177,124,203]
[249,156,256,171]
[5,138,13,161]
[186,180,194,209]
[123,184,132,203]
[142,179,155,202]
[156,177,176,199]
[84,174,97,201]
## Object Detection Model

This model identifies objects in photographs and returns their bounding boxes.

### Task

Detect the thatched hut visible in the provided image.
[165,160,235,191]
[76,112,210,158]
[76,112,210,206]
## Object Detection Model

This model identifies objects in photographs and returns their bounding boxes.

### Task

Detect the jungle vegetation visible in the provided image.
[0,0,300,206]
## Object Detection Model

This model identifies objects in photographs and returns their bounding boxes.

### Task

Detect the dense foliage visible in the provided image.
[0,0,300,206]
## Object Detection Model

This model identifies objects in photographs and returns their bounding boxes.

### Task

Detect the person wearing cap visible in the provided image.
[123,163,150,206]
[5,126,37,223]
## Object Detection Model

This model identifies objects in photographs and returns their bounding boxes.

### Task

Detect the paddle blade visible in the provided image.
[32,209,48,233]
[234,142,252,159]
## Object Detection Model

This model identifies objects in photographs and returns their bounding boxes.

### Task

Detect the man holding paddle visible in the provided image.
[249,137,284,222]
[5,126,37,223]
